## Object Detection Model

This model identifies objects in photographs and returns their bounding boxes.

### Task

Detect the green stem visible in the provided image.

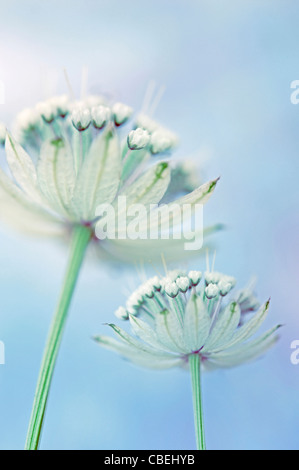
[25,225,92,450]
[189,353,206,450]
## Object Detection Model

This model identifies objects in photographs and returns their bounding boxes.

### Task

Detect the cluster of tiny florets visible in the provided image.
[115,270,237,320]
[9,94,178,156]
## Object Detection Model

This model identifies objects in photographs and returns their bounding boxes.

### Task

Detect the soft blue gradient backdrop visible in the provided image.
[0,0,298,450]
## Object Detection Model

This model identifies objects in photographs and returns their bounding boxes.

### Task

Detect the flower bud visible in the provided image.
[49,94,70,118]
[115,306,129,320]
[218,279,233,296]
[176,276,190,293]
[205,283,220,299]
[167,270,184,282]
[188,270,202,287]
[127,128,150,150]
[91,105,111,129]
[205,271,221,285]
[71,107,91,131]
[142,282,155,299]
[112,102,133,126]
[14,108,42,133]
[36,101,56,123]
[235,288,260,313]
[150,128,178,154]
[135,114,159,133]
[164,281,179,298]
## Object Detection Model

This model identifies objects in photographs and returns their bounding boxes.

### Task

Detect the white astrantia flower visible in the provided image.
[95,270,281,369]
[0,94,220,264]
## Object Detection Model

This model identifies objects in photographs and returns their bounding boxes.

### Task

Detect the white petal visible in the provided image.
[107,323,170,356]
[111,161,171,237]
[183,294,211,351]
[0,164,62,234]
[155,309,188,354]
[207,325,281,367]
[95,334,181,369]
[0,202,64,236]
[217,300,271,351]
[98,224,221,264]
[72,129,121,220]
[5,133,42,202]
[141,177,219,232]
[202,302,241,353]
[129,314,168,351]
[121,146,149,180]
[37,138,76,217]
[131,355,184,369]
[119,161,171,209]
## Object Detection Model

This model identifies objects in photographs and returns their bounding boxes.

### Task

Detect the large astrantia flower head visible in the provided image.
[95,269,281,369]
[0,94,219,263]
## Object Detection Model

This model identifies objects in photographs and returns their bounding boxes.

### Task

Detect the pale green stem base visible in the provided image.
[25,225,92,450]
[189,354,206,450]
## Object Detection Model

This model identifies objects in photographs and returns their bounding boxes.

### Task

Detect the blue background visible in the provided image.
[0,0,298,450]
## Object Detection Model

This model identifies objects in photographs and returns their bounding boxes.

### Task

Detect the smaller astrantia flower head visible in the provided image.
[112,102,133,126]
[95,269,281,370]
[71,107,91,131]
[127,128,150,150]
[91,105,111,130]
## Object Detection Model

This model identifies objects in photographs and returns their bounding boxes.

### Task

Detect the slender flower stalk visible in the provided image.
[25,224,92,450]
[189,354,205,450]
